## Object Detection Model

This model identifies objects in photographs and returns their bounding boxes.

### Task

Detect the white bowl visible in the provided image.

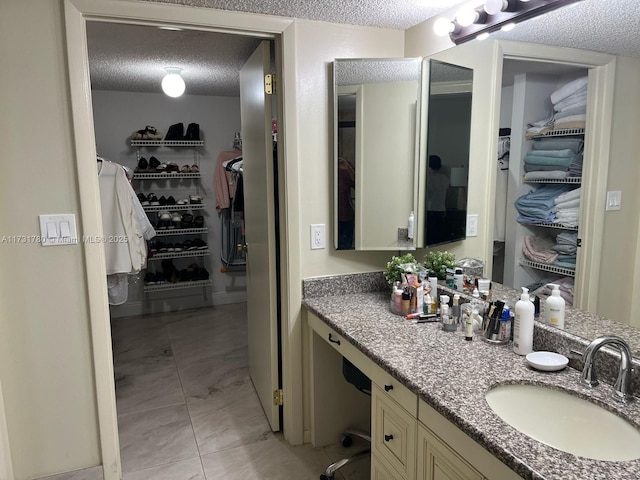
[525,351,568,371]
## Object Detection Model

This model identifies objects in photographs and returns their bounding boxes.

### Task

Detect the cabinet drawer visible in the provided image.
[372,384,417,479]
[307,312,417,415]
[372,455,405,480]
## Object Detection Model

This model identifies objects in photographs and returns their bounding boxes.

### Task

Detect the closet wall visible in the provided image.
[92,90,247,317]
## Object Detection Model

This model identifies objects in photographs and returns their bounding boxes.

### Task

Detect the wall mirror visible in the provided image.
[333,57,422,251]
[420,60,473,247]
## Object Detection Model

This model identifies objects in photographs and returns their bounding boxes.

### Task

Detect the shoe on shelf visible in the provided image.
[148,193,160,206]
[197,267,210,280]
[164,123,184,141]
[137,192,148,206]
[158,196,167,206]
[192,238,207,250]
[194,215,205,228]
[189,195,203,204]
[148,156,161,171]
[171,212,182,229]
[144,272,156,284]
[185,123,200,141]
[135,157,148,172]
[167,196,176,206]
[166,162,180,173]
[173,242,184,252]
[176,198,188,206]
[180,164,190,173]
[181,213,194,228]
[189,164,199,173]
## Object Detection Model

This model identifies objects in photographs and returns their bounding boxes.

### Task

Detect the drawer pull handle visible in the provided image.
[384,384,394,392]
[328,334,341,345]
[384,434,394,442]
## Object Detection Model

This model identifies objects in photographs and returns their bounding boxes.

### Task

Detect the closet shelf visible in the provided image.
[518,220,579,231]
[519,258,575,277]
[133,172,201,180]
[525,177,581,184]
[131,140,204,147]
[530,128,585,138]
[155,227,208,236]
[144,279,212,292]
[148,250,210,261]
[143,204,206,213]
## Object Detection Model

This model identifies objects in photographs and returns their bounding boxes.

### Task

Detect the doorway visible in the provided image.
[65,3,291,477]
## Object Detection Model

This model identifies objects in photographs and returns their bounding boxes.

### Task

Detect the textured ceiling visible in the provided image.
[87,0,640,97]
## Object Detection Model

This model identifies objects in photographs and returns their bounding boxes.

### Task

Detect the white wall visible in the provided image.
[91,90,247,317]
[1,1,101,478]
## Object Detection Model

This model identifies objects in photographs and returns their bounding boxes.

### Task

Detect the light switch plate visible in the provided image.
[466,214,478,237]
[606,191,622,211]
[39,214,78,246]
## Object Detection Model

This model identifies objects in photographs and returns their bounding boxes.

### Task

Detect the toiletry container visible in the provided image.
[545,284,565,329]
[424,293,432,314]
[513,287,534,355]
[428,276,438,307]
[408,211,415,240]
[454,268,464,291]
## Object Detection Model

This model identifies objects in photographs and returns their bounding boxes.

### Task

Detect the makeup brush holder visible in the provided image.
[481,314,511,345]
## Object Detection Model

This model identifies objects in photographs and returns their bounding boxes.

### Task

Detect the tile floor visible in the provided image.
[111,303,370,480]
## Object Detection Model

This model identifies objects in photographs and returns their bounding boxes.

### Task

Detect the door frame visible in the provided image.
[63,1,298,478]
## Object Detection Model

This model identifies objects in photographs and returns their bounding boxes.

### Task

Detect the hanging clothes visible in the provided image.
[214,150,242,212]
[98,158,155,304]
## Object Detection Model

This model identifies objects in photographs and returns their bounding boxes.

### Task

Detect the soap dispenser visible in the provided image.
[513,287,534,355]
[545,284,565,329]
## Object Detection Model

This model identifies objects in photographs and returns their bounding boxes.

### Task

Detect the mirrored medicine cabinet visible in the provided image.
[333,57,473,251]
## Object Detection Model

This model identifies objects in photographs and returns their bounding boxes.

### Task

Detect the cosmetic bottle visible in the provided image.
[415,280,424,314]
[408,211,415,240]
[428,276,438,307]
[513,287,534,355]
[544,284,565,329]
[465,309,474,341]
[424,293,433,314]
[401,288,411,314]
[453,268,464,291]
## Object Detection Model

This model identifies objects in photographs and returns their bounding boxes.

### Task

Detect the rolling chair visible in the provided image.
[320,358,372,480]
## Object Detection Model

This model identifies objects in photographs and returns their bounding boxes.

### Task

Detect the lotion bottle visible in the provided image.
[545,284,565,329]
[513,287,534,355]
[408,211,415,240]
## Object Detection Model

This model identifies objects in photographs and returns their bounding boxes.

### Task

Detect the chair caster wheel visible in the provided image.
[320,475,333,480]
[340,433,353,447]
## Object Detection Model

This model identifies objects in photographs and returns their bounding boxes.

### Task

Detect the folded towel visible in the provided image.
[550,76,589,105]
[555,114,587,127]
[527,148,576,158]
[555,197,580,210]
[524,170,568,181]
[555,187,581,204]
[523,235,559,264]
[552,244,577,254]
[532,137,584,153]
[524,163,569,173]
[554,104,587,121]
[551,120,586,131]
[555,92,587,112]
[556,232,578,244]
[524,154,574,167]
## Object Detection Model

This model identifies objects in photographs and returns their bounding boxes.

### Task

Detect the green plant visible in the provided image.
[424,251,456,280]
[383,253,417,285]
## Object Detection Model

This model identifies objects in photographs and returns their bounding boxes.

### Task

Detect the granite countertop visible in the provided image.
[302,275,640,480]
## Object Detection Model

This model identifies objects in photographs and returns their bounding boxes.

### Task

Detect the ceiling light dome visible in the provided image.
[161,67,185,98]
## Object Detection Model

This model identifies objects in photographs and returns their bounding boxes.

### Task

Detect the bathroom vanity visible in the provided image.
[303,273,640,479]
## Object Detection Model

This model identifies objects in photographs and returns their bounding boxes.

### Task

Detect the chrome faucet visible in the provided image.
[577,335,634,403]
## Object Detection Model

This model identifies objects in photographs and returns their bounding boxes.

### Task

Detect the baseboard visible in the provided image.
[35,465,103,480]
[109,290,246,318]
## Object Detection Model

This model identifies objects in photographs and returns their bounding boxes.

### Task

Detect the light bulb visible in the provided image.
[501,22,516,31]
[457,5,479,27]
[476,32,490,41]
[484,0,508,15]
[433,17,455,36]
[161,67,185,98]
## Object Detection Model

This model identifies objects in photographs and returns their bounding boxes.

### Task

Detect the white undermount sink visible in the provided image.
[485,383,640,461]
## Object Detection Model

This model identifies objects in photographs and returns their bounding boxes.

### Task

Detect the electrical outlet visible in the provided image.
[466,214,478,237]
[310,224,326,249]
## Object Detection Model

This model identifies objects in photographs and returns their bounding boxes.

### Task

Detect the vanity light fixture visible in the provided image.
[444,0,583,45]
[161,67,185,98]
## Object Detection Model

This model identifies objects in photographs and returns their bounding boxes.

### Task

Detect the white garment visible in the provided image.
[107,273,129,305]
[129,186,156,241]
[98,160,147,275]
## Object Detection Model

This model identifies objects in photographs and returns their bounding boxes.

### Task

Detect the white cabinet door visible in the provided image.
[417,423,483,480]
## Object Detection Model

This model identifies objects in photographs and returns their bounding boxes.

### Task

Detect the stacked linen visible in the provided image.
[525,76,588,137]
[523,137,584,180]
[550,76,588,130]
[522,235,558,264]
[554,187,581,228]
[514,183,574,224]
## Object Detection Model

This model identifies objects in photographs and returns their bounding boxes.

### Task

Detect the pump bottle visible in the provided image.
[513,287,534,355]
[545,284,565,329]
[408,211,415,240]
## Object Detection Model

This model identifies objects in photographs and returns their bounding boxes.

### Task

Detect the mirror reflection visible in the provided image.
[334,58,422,250]
[423,60,473,247]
